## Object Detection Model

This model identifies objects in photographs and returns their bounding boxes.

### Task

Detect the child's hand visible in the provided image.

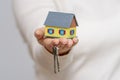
[34,27,78,56]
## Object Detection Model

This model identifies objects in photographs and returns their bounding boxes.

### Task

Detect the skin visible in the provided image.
[34,27,79,56]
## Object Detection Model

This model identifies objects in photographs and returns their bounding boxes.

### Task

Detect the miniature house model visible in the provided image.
[44,11,78,38]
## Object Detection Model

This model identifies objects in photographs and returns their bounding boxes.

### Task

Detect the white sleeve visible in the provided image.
[12,0,74,72]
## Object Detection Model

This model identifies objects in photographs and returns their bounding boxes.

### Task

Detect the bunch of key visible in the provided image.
[52,46,60,73]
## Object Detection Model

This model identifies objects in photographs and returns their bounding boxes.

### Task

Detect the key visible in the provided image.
[53,46,60,73]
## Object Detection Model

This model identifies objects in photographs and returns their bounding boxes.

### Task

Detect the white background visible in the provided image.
[0,0,35,80]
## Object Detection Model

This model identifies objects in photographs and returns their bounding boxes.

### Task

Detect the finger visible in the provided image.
[43,38,54,51]
[58,38,68,48]
[72,38,79,46]
[34,27,45,40]
[61,38,76,52]
[67,39,73,48]
[52,38,59,46]
[59,39,72,55]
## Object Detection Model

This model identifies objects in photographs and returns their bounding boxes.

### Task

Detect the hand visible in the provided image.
[34,27,79,56]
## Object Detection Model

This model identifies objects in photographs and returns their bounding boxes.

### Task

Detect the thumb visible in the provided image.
[34,27,45,40]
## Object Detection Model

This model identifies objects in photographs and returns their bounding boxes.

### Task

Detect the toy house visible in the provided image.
[44,11,78,38]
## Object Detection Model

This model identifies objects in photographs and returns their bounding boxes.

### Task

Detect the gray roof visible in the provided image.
[44,11,78,28]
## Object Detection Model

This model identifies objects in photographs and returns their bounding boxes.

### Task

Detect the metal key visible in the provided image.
[53,46,60,73]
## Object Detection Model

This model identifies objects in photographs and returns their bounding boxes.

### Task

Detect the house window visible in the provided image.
[48,28,54,34]
[59,30,65,35]
[70,30,74,35]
